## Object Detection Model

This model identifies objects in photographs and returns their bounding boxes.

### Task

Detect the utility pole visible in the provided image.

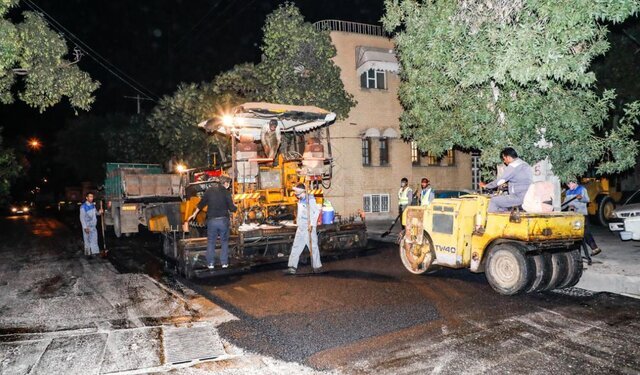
[124,94,153,114]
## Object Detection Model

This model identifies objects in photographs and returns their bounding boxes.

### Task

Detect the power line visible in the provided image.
[171,0,227,50]
[22,0,159,101]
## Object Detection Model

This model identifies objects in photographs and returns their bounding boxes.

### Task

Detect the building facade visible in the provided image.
[316,20,474,219]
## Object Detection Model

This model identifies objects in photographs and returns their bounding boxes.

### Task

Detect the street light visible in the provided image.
[176,163,187,173]
[28,138,41,150]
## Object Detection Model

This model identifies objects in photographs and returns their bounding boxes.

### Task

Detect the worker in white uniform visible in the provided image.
[284,183,322,275]
[79,192,102,257]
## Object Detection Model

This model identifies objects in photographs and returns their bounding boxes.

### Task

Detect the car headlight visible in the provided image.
[11,207,17,212]
[573,220,583,230]
[23,207,29,212]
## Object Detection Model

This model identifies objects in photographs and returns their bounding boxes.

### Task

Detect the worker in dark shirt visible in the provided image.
[187,176,237,269]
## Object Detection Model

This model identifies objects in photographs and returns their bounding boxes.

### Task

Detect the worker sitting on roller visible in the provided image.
[479,147,533,213]
[260,119,282,163]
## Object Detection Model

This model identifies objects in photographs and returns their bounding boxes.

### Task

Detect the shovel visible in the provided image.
[381,212,402,238]
[100,200,108,257]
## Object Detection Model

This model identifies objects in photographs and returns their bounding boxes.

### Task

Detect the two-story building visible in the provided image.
[315,20,477,219]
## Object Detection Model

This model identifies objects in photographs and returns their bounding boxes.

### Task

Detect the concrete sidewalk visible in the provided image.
[366,218,640,298]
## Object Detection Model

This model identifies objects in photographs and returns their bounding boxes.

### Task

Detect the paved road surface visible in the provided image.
[4,213,639,374]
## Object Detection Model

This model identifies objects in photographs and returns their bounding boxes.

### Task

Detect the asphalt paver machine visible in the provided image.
[149,102,367,278]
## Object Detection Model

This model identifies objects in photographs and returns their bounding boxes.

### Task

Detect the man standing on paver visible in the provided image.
[188,176,237,269]
[80,192,102,257]
[564,181,601,261]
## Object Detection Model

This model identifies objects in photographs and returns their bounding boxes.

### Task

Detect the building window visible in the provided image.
[360,69,386,89]
[363,194,390,213]
[425,151,439,166]
[425,149,455,166]
[362,138,371,166]
[445,149,455,166]
[379,138,389,166]
[471,152,481,190]
[411,141,420,166]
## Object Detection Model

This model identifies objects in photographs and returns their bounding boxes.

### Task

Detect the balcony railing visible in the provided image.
[313,20,387,37]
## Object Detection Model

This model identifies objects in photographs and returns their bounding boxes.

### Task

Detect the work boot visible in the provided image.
[312,267,323,274]
[283,267,296,275]
[207,263,215,270]
[591,248,601,256]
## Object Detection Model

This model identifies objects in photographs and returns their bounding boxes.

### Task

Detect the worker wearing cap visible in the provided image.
[261,119,282,162]
[418,178,435,207]
[479,147,533,212]
[187,176,237,269]
[284,183,322,275]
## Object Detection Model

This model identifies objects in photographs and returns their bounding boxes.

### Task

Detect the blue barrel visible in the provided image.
[321,208,335,224]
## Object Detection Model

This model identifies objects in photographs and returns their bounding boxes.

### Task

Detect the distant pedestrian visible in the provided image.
[187,176,237,269]
[398,177,413,229]
[564,181,601,260]
[284,184,322,275]
[80,192,102,257]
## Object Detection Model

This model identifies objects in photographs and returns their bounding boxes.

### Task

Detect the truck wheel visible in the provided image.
[543,252,569,291]
[485,243,534,295]
[113,209,122,238]
[526,253,553,293]
[399,231,434,274]
[556,249,583,289]
[596,196,615,227]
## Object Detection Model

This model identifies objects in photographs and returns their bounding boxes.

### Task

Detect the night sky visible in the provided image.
[1,1,638,199]
[1,0,385,142]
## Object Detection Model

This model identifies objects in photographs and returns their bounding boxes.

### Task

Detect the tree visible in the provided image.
[147,3,356,168]
[383,0,640,180]
[256,3,356,119]
[1,0,99,112]
[147,82,234,168]
[0,130,20,200]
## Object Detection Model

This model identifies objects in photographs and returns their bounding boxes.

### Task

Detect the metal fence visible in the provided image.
[313,20,387,37]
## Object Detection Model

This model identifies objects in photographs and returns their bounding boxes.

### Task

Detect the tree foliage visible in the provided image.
[383,0,640,180]
[146,3,356,169]
[255,3,356,119]
[147,82,234,167]
[0,129,20,199]
[55,114,168,183]
[1,1,99,112]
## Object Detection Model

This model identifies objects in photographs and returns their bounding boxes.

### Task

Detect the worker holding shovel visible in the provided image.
[284,183,322,275]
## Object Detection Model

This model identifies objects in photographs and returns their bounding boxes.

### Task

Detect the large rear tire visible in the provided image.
[526,253,553,293]
[399,231,435,274]
[595,196,615,227]
[113,209,122,238]
[556,249,583,289]
[543,252,569,291]
[485,243,534,295]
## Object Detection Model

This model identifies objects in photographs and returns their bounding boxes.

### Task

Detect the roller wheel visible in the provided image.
[399,231,435,274]
[526,253,553,293]
[556,249,583,289]
[485,243,534,295]
[543,252,569,291]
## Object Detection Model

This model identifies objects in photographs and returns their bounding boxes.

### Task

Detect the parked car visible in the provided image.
[608,189,640,240]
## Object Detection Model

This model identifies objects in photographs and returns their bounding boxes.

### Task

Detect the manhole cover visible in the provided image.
[163,323,225,364]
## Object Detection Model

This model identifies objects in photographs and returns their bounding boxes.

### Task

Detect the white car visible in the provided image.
[609,189,640,240]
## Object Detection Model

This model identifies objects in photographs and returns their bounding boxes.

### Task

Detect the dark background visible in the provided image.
[1,1,638,200]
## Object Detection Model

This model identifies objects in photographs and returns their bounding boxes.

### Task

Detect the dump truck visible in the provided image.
[399,194,585,295]
[147,103,368,278]
[581,177,621,226]
[103,162,182,237]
